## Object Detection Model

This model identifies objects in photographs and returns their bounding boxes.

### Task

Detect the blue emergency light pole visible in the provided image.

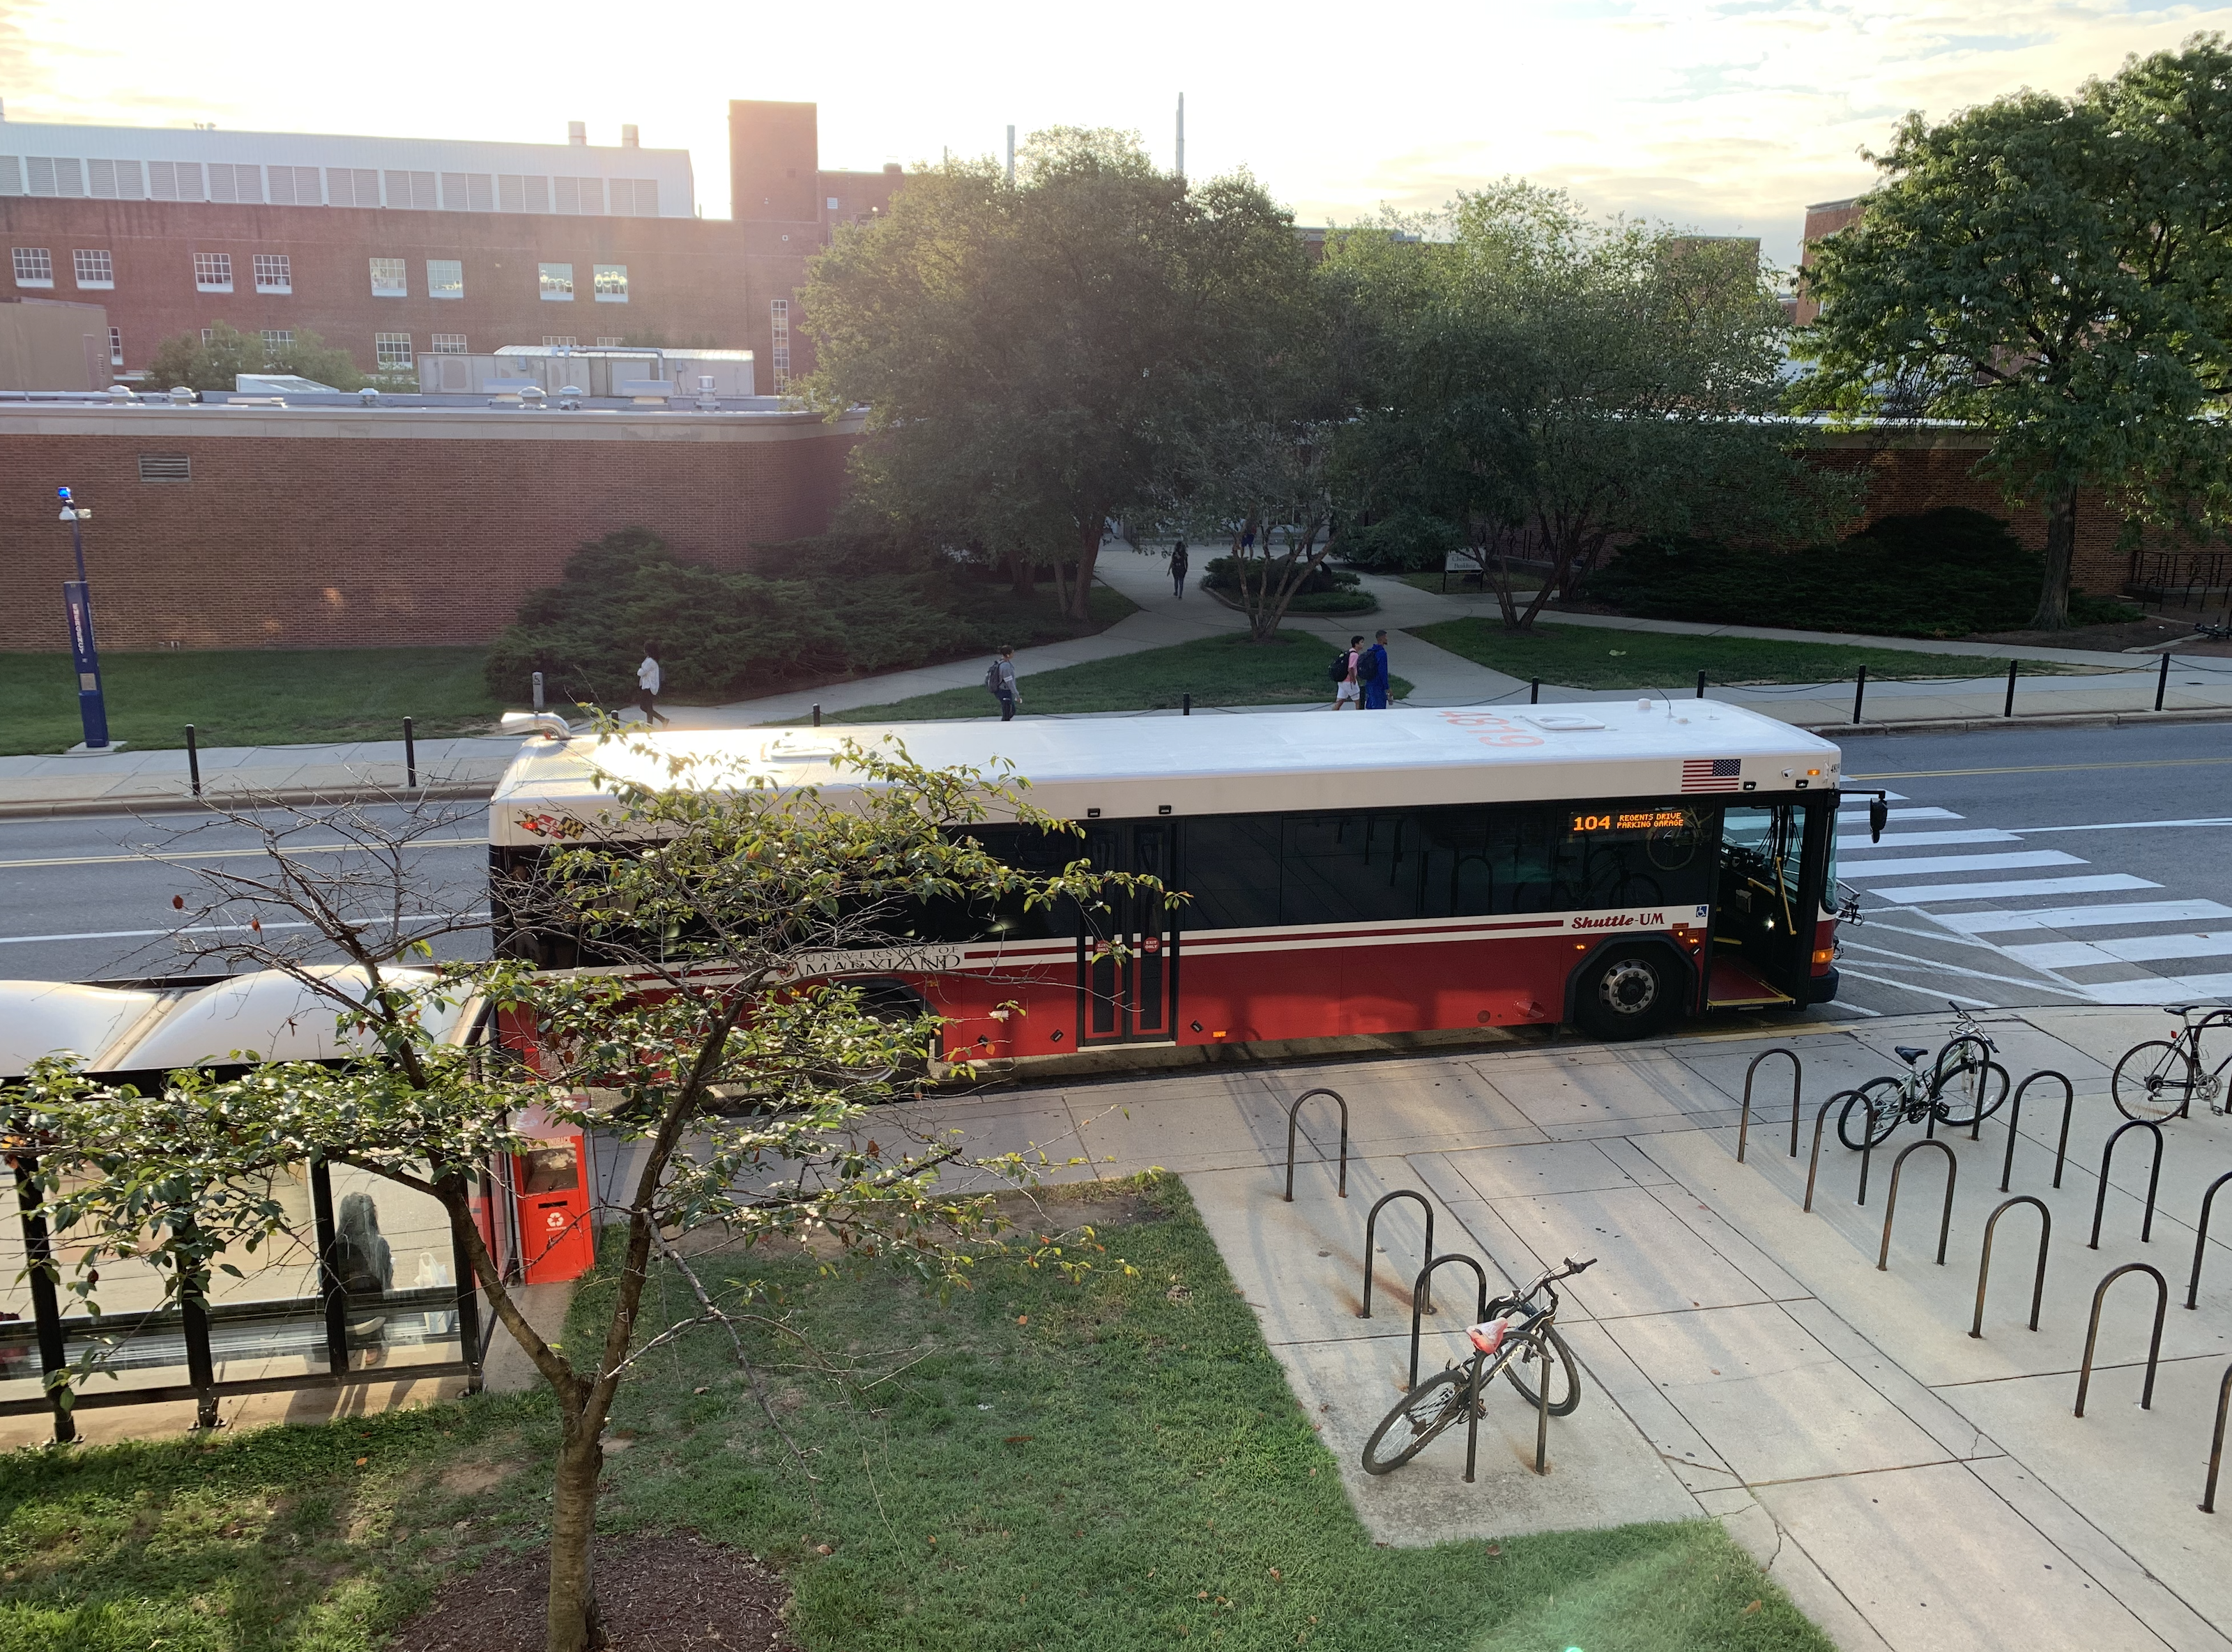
[57,486,116,752]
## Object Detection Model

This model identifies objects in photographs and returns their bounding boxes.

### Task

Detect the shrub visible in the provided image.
[1340,512,1461,573]
[1584,508,2063,638]
[1200,556,1358,597]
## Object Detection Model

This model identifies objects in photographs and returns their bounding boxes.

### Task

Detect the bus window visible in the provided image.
[1716,802,1803,956]
[1281,813,1421,925]
[1180,815,1283,929]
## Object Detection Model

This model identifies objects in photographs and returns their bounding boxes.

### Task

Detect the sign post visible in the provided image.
[56,487,118,754]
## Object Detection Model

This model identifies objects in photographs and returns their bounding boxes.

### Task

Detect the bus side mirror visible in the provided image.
[1867,797,1888,843]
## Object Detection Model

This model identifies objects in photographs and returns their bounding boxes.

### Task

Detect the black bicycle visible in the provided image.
[2112,1004,2232,1122]
[1361,1257,1594,1476]
[1835,1002,2010,1149]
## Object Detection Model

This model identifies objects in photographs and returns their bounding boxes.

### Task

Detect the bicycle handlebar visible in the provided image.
[1501,1256,1597,1308]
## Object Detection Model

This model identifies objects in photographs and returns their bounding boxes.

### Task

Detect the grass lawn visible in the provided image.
[832,630,1415,723]
[938,579,1140,652]
[0,1177,1831,1652]
[1391,571,1541,598]
[1409,617,2090,691]
[0,649,511,757]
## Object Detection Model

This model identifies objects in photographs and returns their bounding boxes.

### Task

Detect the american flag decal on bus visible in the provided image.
[1681,758,1743,792]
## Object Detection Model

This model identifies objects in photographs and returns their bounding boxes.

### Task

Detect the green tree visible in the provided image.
[1798,37,2232,627]
[10,743,1151,1652]
[144,321,367,392]
[802,130,1312,620]
[1334,188,1854,630]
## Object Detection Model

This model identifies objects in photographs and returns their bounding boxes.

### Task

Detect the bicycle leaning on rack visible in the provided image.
[1360,1257,1595,1476]
[2112,1004,2232,1122]
[1836,1001,2010,1150]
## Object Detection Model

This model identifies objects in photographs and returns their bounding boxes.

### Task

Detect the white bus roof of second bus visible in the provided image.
[488,703,1843,847]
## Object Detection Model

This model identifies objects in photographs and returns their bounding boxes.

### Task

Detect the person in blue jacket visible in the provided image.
[1362,630,1391,709]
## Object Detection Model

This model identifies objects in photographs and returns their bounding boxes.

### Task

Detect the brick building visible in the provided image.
[0,102,904,386]
[0,401,861,652]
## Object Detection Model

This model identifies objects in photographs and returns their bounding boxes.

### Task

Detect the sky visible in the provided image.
[4,0,2228,269]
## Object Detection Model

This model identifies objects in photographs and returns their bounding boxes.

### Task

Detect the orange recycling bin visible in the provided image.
[513,1132,595,1284]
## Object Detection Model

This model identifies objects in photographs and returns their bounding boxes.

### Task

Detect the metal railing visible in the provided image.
[2188,1170,2232,1310]
[1878,1140,1957,1270]
[1360,1190,1435,1320]
[2089,1119,2165,1248]
[1971,1196,2050,1338]
[1736,1048,1803,1163]
[1283,1088,1349,1202]
[1406,1253,1492,1391]
[1995,1071,2074,1193]
[2075,1262,2169,1417]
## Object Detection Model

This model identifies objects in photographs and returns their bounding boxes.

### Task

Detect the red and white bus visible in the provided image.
[488,701,1848,1059]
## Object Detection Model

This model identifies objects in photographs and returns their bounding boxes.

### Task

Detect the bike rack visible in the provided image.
[1361,1189,1435,1320]
[1407,1253,1492,1391]
[1802,1090,1860,1213]
[2088,1119,2165,1249]
[2187,1170,2232,1310]
[2203,1363,2232,1513]
[2074,1261,2169,1417]
[1459,1323,1559,1481]
[1858,1096,1888,1207]
[1283,1088,1349,1202]
[1878,1139,1957,1271]
[1736,1047,1803,1163]
[1971,1196,2050,1338]
[1996,1070,2074,1193]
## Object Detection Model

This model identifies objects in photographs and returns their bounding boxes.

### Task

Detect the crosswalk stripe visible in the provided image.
[1929,899,2232,935]
[1835,829,2019,850]
[2005,933,2232,969]
[1840,850,2085,879]
[1875,873,2161,905]
[1835,804,1952,821]
[2087,972,2232,1006]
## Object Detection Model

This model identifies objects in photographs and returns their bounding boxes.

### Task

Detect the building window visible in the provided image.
[12,247,53,288]
[369,257,406,296]
[147,160,204,202]
[71,249,114,289]
[268,165,320,206]
[439,172,496,212]
[374,332,413,368]
[553,176,604,215]
[595,336,625,346]
[827,196,840,210]
[609,178,659,216]
[430,334,468,353]
[109,326,123,367]
[330,167,379,208]
[542,336,576,347]
[206,162,261,204]
[593,263,627,303]
[498,174,549,213]
[201,328,214,344]
[261,329,294,354]
[770,298,790,390]
[539,262,574,301]
[427,258,464,300]
[253,252,291,293]
[88,158,146,200]
[0,157,22,195]
[193,252,233,293]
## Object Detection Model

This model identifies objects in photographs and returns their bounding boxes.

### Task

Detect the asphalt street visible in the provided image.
[1,722,2230,1032]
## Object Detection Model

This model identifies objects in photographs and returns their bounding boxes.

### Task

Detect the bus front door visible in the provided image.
[1709,804,1805,1007]
[1077,823,1178,1046]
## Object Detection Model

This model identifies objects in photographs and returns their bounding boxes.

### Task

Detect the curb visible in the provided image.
[0,781,498,822]
[1798,705,2232,737]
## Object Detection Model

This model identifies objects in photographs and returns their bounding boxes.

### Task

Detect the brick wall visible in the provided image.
[0,404,857,652]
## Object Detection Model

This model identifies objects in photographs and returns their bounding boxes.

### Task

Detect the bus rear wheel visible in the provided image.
[1573,946,1679,1041]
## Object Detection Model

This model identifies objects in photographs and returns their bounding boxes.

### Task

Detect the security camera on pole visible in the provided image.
[56,486,122,755]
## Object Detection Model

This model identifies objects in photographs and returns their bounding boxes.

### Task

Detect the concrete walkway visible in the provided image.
[892,1006,2232,1652]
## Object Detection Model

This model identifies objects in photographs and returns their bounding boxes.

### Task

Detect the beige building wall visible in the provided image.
[0,298,110,390]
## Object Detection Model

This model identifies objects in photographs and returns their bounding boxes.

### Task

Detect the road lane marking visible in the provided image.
[2003,933,2232,970]
[0,839,484,871]
[0,911,489,945]
[1874,873,2160,905]
[1850,758,2232,780]
[1835,941,2096,997]
[1835,829,2021,850]
[1840,851,2085,879]
[1928,899,2232,935]
[2005,818,2232,835]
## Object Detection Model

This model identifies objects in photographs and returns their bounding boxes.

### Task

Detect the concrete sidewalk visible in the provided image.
[891,1004,2232,1652]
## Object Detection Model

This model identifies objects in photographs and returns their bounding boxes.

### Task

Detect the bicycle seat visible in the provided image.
[2169,1004,2201,1015]
[1894,1045,1929,1064]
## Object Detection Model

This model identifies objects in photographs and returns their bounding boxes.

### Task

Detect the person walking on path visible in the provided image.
[986,646,1021,721]
[1331,635,1363,710]
[1363,630,1391,709]
[1169,539,1190,599]
[636,646,670,727]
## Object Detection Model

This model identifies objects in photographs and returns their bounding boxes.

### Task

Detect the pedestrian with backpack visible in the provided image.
[1169,539,1189,599]
[1329,635,1363,710]
[986,646,1021,721]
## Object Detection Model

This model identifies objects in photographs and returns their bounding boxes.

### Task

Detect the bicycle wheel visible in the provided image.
[1499,1326,1583,1418]
[1837,1076,1906,1151]
[2112,1040,2196,1123]
[1361,1366,1475,1475]
[1931,1041,2010,1129]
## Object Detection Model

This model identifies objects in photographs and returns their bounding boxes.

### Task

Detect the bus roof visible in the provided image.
[489,703,1843,846]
